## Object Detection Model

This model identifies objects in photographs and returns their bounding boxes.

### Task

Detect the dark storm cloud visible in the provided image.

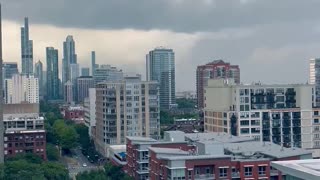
[2,0,320,32]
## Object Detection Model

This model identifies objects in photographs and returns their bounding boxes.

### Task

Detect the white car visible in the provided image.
[82,163,87,167]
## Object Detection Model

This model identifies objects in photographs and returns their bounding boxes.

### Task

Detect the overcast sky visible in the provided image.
[1,0,319,91]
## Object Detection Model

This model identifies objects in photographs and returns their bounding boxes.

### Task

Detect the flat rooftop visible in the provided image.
[185,132,254,143]
[271,159,320,180]
[149,147,190,155]
[224,142,311,159]
[126,136,157,143]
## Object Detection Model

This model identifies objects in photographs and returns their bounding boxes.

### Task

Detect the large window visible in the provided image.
[219,168,227,177]
[258,166,266,176]
[244,167,252,176]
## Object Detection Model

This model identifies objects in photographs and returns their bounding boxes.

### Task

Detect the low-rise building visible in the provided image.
[126,131,312,180]
[63,105,84,123]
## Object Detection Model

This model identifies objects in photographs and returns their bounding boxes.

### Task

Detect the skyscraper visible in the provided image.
[91,51,96,76]
[196,60,240,109]
[310,58,320,107]
[21,17,33,76]
[64,80,73,104]
[77,76,94,103]
[94,64,123,84]
[62,35,77,86]
[70,63,79,102]
[3,62,18,79]
[46,47,59,100]
[81,67,90,76]
[35,60,43,97]
[146,47,176,110]
[0,4,4,163]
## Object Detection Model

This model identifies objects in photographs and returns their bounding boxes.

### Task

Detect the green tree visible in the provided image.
[41,162,69,180]
[160,111,174,125]
[176,98,196,108]
[53,120,78,151]
[46,143,59,161]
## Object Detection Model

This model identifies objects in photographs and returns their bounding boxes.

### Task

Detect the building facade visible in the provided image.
[70,63,79,101]
[91,51,96,76]
[21,17,33,76]
[126,131,312,180]
[77,76,94,103]
[46,47,60,100]
[3,104,46,160]
[62,35,77,89]
[94,64,123,84]
[81,67,90,76]
[94,77,160,157]
[64,80,73,104]
[84,88,96,138]
[4,74,39,104]
[146,48,176,110]
[203,79,320,156]
[3,62,18,79]
[310,58,320,107]
[34,60,44,97]
[197,60,240,109]
[0,6,4,162]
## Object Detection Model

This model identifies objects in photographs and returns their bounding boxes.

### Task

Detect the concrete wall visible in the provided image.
[3,103,39,114]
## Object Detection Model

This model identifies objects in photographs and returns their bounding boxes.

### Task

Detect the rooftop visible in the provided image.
[149,147,190,155]
[127,136,157,143]
[224,142,312,159]
[159,154,231,161]
[271,159,320,180]
[185,132,254,143]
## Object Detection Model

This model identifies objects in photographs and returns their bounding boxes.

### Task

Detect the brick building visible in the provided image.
[126,131,312,180]
[63,105,84,123]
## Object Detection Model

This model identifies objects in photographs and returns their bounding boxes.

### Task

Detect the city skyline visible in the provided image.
[1,0,319,92]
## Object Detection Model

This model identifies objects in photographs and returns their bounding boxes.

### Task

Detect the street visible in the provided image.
[65,147,100,179]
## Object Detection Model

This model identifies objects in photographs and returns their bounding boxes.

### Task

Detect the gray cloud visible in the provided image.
[2,0,320,32]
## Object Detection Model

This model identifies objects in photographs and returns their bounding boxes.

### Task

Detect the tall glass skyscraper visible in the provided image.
[146,47,176,110]
[62,35,77,85]
[35,60,44,97]
[21,17,33,76]
[46,47,59,100]
[0,4,4,163]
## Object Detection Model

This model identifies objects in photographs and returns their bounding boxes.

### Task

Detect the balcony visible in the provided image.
[231,172,240,178]
[194,174,215,180]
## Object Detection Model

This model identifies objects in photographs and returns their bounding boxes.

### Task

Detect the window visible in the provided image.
[240,128,250,134]
[219,168,227,177]
[240,120,249,126]
[315,111,319,116]
[244,167,252,176]
[315,119,319,124]
[258,166,266,176]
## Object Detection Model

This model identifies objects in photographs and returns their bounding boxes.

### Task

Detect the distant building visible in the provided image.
[3,62,18,79]
[91,51,96,76]
[126,131,312,180]
[176,91,197,100]
[70,63,79,101]
[64,80,73,104]
[94,64,123,84]
[81,67,90,76]
[310,58,320,107]
[63,105,84,123]
[77,76,94,103]
[203,79,320,156]
[4,74,39,104]
[62,35,77,86]
[84,88,96,137]
[146,47,176,110]
[93,76,160,157]
[196,60,240,109]
[46,47,60,100]
[21,17,33,76]
[34,60,44,98]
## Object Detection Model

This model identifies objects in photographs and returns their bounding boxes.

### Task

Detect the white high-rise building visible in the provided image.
[203,79,320,157]
[4,74,39,104]
[92,75,160,157]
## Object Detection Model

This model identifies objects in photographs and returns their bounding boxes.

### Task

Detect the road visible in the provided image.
[66,148,100,179]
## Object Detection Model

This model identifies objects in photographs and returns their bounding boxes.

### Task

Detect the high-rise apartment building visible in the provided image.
[84,88,96,138]
[4,74,39,104]
[81,67,90,76]
[34,60,44,97]
[62,35,77,86]
[310,58,320,107]
[70,63,79,101]
[93,76,160,157]
[91,51,96,76]
[21,17,33,76]
[94,64,123,84]
[203,79,320,156]
[146,48,176,110]
[46,47,59,100]
[196,60,240,109]
[0,4,4,163]
[77,76,94,103]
